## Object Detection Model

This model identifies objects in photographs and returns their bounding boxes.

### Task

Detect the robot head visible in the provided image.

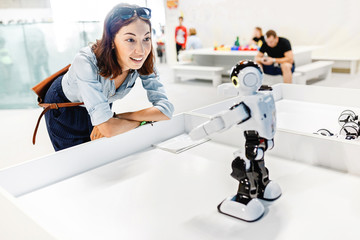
[230,60,263,94]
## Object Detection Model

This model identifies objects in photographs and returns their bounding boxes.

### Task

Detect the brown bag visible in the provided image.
[31,64,84,144]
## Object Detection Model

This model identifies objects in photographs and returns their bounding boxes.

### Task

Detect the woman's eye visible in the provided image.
[126,38,135,42]
[144,37,151,42]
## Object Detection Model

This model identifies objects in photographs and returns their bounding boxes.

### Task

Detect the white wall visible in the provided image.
[163,0,180,64]
[170,0,360,58]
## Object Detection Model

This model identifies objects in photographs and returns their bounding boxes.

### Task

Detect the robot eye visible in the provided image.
[232,76,240,88]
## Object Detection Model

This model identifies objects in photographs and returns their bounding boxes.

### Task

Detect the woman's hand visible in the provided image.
[90,126,105,140]
[91,118,142,140]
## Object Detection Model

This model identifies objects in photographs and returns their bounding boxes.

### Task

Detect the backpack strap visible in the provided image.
[32,102,84,145]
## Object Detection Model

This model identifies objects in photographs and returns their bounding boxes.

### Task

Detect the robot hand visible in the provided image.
[189,102,251,140]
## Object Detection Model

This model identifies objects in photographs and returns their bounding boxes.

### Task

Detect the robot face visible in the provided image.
[230,60,263,93]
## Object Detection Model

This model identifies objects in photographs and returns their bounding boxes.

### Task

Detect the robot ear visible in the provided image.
[232,76,240,88]
[240,67,262,88]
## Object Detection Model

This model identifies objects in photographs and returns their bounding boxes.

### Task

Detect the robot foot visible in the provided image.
[217,196,265,222]
[261,181,282,201]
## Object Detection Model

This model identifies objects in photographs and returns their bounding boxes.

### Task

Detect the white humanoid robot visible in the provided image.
[189,60,282,222]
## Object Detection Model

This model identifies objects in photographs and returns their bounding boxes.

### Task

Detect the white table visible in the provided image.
[15,141,360,240]
[1,83,360,239]
[181,46,319,74]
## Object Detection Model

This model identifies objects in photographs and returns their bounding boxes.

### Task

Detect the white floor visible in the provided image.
[1,63,359,169]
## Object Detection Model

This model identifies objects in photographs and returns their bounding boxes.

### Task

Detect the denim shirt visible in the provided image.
[61,46,174,126]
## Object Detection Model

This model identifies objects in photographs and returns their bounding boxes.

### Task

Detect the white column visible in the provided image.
[163,0,180,65]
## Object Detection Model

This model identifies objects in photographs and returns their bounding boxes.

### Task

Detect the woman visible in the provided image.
[251,27,265,47]
[44,3,174,151]
[186,28,202,50]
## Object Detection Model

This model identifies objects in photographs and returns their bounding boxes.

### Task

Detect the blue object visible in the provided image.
[262,63,295,75]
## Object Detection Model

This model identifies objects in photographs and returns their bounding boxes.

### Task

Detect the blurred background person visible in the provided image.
[0,36,13,94]
[156,25,166,63]
[25,27,50,85]
[186,28,202,50]
[251,26,265,48]
[175,16,187,61]
[255,29,294,83]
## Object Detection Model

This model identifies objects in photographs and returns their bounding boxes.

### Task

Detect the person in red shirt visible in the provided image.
[175,16,187,61]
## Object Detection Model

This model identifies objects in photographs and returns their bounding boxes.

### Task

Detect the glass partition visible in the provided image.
[0,21,102,109]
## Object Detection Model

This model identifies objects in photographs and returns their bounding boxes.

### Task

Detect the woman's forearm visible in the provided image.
[115,107,170,121]
[95,118,141,138]
[93,107,170,139]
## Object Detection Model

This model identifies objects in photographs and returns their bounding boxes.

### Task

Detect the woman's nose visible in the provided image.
[134,41,145,54]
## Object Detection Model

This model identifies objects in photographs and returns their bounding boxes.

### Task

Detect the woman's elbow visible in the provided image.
[167,104,175,119]
[156,105,173,120]
[163,109,173,120]
[157,112,171,121]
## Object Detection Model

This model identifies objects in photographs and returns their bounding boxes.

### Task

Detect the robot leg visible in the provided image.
[217,156,265,222]
[243,131,282,201]
[230,156,257,204]
[254,158,282,201]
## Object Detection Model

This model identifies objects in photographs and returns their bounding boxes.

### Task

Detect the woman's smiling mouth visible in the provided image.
[130,57,143,62]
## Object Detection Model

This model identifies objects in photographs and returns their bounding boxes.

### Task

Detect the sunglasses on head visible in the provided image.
[115,7,151,20]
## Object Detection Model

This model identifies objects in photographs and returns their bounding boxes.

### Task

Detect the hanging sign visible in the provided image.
[167,0,179,9]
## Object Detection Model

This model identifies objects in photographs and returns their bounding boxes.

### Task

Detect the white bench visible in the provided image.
[312,56,359,75]
[172,65,224,87]
[294,60,334,84]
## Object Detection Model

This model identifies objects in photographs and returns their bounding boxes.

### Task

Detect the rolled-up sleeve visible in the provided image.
[70,53,113,126]
[140,71,174,119]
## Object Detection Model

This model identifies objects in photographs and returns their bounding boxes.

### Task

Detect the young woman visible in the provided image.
[251,27,265,47]
[44,3,174,151]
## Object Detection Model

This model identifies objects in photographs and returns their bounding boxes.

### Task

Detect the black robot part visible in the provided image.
[230,60,263,81]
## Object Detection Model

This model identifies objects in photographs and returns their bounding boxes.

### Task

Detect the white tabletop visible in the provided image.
[184,48,258,56]
[16,141,360,240]
[183,46,319,57]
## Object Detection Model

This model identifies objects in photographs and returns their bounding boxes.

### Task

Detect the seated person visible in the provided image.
[186,28,202,50]
[251,27,265,47]
[255,30,295,84]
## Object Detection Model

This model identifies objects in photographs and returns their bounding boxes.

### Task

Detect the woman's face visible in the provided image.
[113,18,152,71]
[254,29,261,38]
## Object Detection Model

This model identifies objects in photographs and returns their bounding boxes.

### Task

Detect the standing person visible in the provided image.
[43,3,174,151]
[26,27,50,84]
[156,26,166,63]
[186,28,202,50]
[175,16,187,61]
[250,27,265,48]
[0,36,13,93]
[255,30,295,84]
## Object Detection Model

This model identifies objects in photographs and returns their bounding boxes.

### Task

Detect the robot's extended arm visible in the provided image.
[189,60,276,142]
[189,102,251,140]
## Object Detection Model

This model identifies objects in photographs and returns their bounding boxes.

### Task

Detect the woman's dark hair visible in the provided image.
[92,3,155,79]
